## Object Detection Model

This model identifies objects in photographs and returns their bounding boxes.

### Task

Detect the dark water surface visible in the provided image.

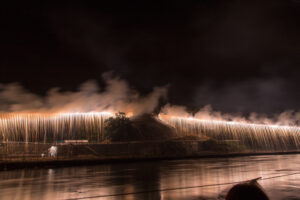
[1,154,300,200]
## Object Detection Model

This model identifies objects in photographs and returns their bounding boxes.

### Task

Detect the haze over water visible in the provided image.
[1,154,300,200]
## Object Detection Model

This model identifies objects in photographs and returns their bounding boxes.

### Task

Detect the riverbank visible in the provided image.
[1,150,300,171]
[1,140,300,170]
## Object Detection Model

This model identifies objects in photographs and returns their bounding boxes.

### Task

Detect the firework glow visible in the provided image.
[0,112,113,143]
[1,110,300,151]
[159,113,300,151]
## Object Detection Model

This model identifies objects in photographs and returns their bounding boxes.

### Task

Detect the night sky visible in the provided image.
[1,0,299,114]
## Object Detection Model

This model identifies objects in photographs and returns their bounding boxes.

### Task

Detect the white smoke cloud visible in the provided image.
[1,73,299,126]
[0,73,168,116]
[0,83,44,112]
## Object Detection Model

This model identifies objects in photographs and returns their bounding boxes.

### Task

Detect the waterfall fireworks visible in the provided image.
[159,114,300,151]
[0,112,112,143]
[1,111,300,151]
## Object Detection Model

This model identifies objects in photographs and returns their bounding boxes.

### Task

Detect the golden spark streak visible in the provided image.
[159,114,300,151]
[0,112,114,143]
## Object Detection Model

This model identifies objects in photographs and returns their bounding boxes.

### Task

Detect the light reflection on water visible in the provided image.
[1,154,300,200]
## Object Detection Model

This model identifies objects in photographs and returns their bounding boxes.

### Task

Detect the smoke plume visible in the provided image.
[1,73,300,126]
[0,73,168,116]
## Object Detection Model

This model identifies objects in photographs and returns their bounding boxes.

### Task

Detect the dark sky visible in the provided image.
[0,0,299,114]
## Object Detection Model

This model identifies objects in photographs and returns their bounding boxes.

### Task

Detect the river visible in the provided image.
[1,154,300,200]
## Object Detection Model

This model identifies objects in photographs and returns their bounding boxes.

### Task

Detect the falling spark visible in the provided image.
[0,112,113,143]
[2,111,300,151]
[159,114,300,151]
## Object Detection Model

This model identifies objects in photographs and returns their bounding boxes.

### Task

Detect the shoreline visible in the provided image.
[1,151,300,171]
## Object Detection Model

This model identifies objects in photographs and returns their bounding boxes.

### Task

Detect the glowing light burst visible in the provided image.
[159,115,300,151]
[2,111,300,151]
[0,112,113,143]
[57,112,113,117]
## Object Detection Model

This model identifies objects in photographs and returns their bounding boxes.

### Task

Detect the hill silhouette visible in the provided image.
[104,114,177,142]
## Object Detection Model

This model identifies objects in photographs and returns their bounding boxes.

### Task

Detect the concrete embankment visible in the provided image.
[1,141,299,170]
